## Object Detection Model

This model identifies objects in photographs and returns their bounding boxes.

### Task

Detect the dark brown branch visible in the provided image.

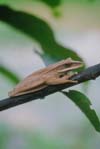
[0,63,100,111]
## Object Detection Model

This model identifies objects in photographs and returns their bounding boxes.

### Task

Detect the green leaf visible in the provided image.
[62,90,100,132]
[0,5,85,68]
[0,65,20,84]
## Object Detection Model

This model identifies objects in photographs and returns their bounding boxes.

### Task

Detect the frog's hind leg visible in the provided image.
[11,84,47,97]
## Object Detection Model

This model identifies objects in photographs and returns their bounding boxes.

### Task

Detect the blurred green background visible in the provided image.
[0,0,100,149]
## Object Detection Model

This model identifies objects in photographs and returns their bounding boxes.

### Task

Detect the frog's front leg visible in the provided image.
[45,75,77,85]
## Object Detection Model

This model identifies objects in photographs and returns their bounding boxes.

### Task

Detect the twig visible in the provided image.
[0,63,100,111]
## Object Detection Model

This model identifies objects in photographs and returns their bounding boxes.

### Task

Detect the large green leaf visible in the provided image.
[0,65,20,84]
[62,90,100,132]
[0,5,84,67]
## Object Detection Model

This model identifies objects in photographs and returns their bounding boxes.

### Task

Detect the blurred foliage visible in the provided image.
[0,122,99,149]
[0,5,84,67]
[62,90,100,132]
[25,132,67,149]
[39,0,61,8]
[38,0,62,17]
[0,0,61,6]
[0,124,11,149]
[0,65,20,84]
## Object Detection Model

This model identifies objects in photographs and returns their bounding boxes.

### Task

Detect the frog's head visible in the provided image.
[58,58,83,73]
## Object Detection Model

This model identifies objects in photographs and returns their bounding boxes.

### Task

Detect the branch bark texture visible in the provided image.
[0,63,100,111]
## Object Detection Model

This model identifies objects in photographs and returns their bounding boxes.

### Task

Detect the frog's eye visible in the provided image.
[64,64,69,67]
[64,63,77,68]
[64,63,75,67]
[59,74,64,78]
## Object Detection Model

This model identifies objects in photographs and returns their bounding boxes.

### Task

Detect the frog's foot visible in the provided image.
[46,75,77,85]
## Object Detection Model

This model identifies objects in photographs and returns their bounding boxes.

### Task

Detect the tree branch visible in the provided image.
[0,63,100,111]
